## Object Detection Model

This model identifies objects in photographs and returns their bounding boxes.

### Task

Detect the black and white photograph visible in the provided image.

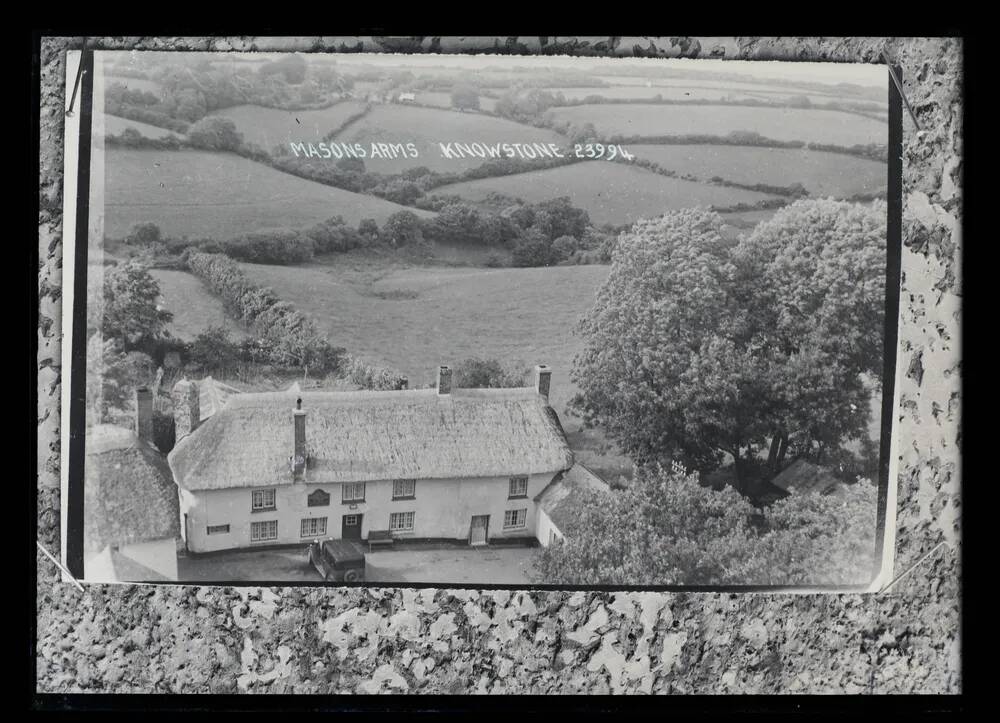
[66,49,897,590]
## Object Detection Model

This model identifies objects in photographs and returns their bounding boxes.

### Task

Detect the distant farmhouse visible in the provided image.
[84,389,181,582]
[397,92,416,103]
[167,365,603,554]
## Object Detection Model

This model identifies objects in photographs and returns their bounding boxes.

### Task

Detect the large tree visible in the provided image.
[533,464,879,586]
[101,262,173,351]
[571,201,886,492]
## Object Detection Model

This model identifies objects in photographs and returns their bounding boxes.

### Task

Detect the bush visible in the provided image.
[187,325,242,372]
[511,230,556,267]
[453,358,526,388]
[305,216,367,254]
[343,356,408,391]
[221,229,315,264]
[126,222,162,246]
[186,116,245,152]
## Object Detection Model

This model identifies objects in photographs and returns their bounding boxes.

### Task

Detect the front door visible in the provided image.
[469,515,489,546]
[342,513,363,540]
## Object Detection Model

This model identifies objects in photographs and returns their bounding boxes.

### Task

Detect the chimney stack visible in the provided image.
[293,397,307,482]
[534,364,552,401]
[135,387,153,443]
[171,378,200,440]
[437,365,452,396]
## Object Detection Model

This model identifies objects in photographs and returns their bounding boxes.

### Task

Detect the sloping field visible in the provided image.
[433,161,781,227]
[103,149,434,239]
[150,269,247,340]
[105,75,162,95]
[238,260,610,427]
[104,114,180,140]
[594,75,885,102]
[333,104,567,173]
[208,101,368,151]
[547,103,888,146]
[549,85,883,108]
[631,144,888,198]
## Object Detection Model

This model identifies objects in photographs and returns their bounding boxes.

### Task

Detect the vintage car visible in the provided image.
[308,538,366,582]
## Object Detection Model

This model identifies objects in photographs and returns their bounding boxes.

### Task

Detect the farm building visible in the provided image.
[535,462,611,548]
[167,365,579,554]
[397,92,416,103]
[83,390,181,582]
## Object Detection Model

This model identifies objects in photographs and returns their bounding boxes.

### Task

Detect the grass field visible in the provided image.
[432,160,781,227]
[333,104,567,173]
[103,148,435,239]
[631,144,888,198]
[105,75,162,95]
[150,269,246,340]
[208,101,369,151]
[594,75,885,102]
[104,114,180,140]
[237,257,608,421]
[547,103,888,146]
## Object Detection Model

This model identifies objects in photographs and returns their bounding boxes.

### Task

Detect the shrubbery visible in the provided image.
[221,229,315,264]
[186,251,343,375]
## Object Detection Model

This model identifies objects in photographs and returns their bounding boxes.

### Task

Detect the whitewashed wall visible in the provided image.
[179,472,558,553]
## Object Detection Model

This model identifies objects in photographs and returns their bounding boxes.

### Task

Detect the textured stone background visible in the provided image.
[35,37,961,695]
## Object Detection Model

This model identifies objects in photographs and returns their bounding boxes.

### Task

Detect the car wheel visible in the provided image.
[343,569,362,583]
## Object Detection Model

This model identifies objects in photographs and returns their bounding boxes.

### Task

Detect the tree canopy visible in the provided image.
[571,201,886,492]
[101,262,173,351]
[533,463,879,586]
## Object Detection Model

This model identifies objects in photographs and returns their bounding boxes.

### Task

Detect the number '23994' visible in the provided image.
[573,143,635,161]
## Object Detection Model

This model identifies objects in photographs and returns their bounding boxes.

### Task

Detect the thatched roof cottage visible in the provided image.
[168,365,579,553]
[83,389,181,582]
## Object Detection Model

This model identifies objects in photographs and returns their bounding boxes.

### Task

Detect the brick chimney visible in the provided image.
[437,365,452,396]
[171,378,200,440]
[534,364,552,401]
[135,387,153,443]
[292,397,307,482]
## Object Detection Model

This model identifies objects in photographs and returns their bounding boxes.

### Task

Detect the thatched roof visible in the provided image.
[84,424,181,557]
[168,386,574,492]
[536,462,610,533]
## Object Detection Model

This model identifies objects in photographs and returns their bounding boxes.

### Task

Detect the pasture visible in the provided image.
[207,101,369,152]
[631,144,888,198]
[104,75,162,95]
[104,114,181,140]
[432,160,781,227]
[237,259,609,428]
[150,269,247,340]
[103,149,434,239]
[333,104,567,173]
[547,103,888,146]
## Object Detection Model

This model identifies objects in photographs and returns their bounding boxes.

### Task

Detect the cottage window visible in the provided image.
[503,509,527,529]
[250,520,278,542]
[206,524,230,535]
[508,476,528,498]
[389,511,415,532]
[300,517,328,538]
[392,479,416,499]
[307,489,330,507]
[342,482,366,503]
[251,489,276,512]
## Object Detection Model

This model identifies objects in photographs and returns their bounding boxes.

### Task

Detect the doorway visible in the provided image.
[469,515,489,546]
[342,513,363,540]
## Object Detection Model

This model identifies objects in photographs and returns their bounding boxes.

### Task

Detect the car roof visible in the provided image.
[320,538,365,561]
